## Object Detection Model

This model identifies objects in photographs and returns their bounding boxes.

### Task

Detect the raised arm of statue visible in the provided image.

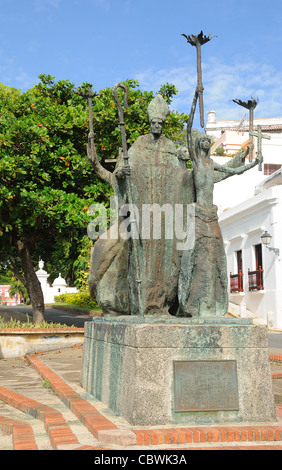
[213,157,258,181]
[224,147,249,168]
[187,87,201,160]
[87,131,114,188]
[214,147,249,183]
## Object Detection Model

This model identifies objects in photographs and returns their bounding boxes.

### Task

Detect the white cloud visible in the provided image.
[90,0,110,10]
[33,0,62,10]
[0,56,37,90]
[134,57,282,123]
[15,71,37,90]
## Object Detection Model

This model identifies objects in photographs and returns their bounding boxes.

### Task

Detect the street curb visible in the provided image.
[0,329,84,359]
[46,305,103,317]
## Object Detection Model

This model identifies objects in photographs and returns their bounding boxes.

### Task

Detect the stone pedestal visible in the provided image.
[81,316,276,426]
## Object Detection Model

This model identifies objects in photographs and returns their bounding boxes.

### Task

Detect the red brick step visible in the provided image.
[0,416,37,450]
[0,386,80,449]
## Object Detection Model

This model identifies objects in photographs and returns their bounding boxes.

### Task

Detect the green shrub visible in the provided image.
[0,314,76,329]
[215,146,226,156]
[54,291,98,309]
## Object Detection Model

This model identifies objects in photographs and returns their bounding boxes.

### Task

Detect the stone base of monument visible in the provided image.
[81,316,276,426]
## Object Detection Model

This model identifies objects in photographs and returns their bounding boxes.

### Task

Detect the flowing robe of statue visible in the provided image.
[88,95,184,315]
[115,132,184,315]
[177,198,229,317]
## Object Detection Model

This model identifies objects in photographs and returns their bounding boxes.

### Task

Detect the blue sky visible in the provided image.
[1,0,282,128]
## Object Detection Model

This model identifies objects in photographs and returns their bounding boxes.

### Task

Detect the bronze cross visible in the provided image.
[249,125,271,171]
[232,97,258,162]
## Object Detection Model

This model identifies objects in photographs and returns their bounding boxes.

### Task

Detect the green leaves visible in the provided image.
[0,74,188,289]
[88,78,189,163]
[0,77,98,262]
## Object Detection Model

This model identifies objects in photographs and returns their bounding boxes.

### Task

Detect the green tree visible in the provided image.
[0,265,13,284]
[0,76,188,322]
[215,146,226,156]
[9,277,29,303]
[0,76,105,321]
[88,79,188,164]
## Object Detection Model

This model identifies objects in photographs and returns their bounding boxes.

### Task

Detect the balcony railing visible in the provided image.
[248,267,264,291]
[230,271,244,293]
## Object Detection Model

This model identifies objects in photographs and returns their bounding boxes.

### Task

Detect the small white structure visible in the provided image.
[36,260,78,304]
[219,170,282,329]
[52,273,67,297]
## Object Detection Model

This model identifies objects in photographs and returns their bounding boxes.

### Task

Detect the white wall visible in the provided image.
[212,131,282,213]
[206,112,282,140]
[219,186,282,329]
[213,160,264,213]
[206,112,282,213]
[207,113,282,327]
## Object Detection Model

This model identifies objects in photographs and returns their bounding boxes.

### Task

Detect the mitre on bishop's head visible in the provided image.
[147,94,170,122]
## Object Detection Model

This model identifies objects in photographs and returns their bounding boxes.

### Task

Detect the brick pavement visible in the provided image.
[0,345,282,451]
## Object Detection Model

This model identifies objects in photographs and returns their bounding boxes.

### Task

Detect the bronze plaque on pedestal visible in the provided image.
[174,360,239,412]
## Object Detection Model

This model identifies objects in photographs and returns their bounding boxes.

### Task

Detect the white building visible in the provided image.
[219,172,282,329]
[206,111,282,213]
[208,109,282,329]
[206,110,282,142]
[36,260,77,304]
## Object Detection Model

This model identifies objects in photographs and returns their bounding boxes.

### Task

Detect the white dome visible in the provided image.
[52,273,67,287]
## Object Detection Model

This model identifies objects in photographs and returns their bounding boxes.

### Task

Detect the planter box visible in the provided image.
[0,328,84,358]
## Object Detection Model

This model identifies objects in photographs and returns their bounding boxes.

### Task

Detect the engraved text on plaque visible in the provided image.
[174,360,239,412]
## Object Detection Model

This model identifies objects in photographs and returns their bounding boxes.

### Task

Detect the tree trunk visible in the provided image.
[17,241,45,323]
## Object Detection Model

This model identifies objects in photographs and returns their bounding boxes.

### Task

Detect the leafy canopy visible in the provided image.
[0,75,188,287]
